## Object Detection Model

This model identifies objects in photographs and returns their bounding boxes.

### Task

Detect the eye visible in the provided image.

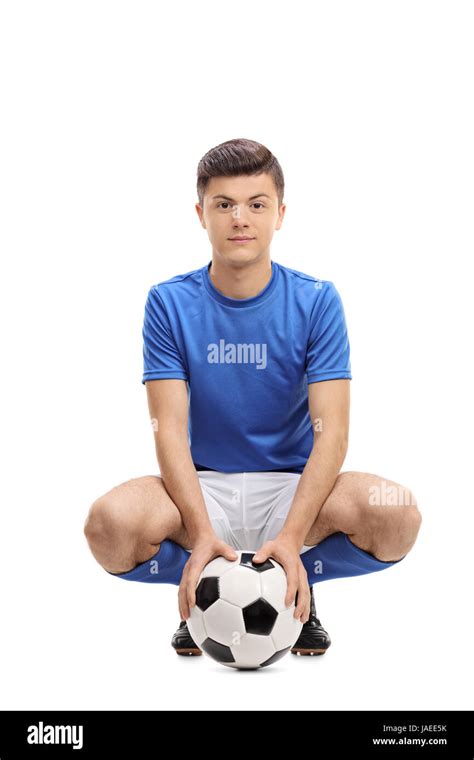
[252,202,265,209]
[217,202,232,209]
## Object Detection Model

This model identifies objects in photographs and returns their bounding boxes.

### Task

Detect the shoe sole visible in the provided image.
[174,648,202,656]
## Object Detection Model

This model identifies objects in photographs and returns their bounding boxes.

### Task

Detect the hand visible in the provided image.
[178,534,238,621]
[253,535,310,623]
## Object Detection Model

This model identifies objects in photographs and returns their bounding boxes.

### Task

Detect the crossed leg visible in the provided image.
[84,475,191,574]
[304,471,421,562]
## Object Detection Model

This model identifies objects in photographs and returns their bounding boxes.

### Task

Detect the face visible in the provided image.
[195,172,286,266]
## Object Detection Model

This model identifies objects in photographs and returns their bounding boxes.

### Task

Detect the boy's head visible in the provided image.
[196,138,286,266]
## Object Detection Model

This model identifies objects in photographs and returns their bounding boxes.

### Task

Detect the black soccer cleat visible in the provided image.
[171,619,202,656]
[291,585,331,656]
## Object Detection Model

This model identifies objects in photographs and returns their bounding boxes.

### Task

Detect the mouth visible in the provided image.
[228,236,255,244]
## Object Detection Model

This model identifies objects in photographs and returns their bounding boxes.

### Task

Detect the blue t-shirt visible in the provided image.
[142,260,351,474]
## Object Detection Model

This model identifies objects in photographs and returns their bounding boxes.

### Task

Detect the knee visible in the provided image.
[84,499,106,550]
[362,487,422,560]
[372,482,421,539]
[84,497,127,553]
[403,495,422,541]
[386,493,422,559]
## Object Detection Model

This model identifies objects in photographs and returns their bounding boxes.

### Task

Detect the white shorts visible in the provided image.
[187,470,314,555]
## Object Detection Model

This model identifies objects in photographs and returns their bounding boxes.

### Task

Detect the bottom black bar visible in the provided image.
[0,711,471,756]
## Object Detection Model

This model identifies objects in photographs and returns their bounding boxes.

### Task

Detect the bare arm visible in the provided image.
[146,378,214,544]
[146,379,237,618]
[279,378,350,546]
[252,379,350,623]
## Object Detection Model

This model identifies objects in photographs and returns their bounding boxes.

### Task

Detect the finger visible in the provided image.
[294,584,309,622]
[186,573,199,611]
[294,573,310,621]
[252,548,268,564]
[180,592,189,621]
[285,569,298,608]
[224,546,238,561]
[188,585,196,610]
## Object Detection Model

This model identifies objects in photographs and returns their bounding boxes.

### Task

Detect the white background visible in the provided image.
[1,0,473,710]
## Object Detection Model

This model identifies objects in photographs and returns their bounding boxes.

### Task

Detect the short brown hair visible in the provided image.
[197,138,284,209]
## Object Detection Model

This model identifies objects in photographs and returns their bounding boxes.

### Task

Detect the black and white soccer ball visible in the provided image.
[187,550,303,669]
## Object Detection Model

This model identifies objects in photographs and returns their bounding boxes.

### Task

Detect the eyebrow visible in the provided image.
[211,193,272,201]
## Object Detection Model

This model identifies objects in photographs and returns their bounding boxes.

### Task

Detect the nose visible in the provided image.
[230,203,252,227]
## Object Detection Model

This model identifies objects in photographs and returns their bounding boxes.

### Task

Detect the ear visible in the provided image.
[275,202,286,231]
[195,202,206,228]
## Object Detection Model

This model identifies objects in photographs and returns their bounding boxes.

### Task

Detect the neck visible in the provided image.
[208,255,272,300]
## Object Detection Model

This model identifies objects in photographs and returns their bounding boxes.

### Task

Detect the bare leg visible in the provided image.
[303,471,422,562]
[84,476,191,574]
